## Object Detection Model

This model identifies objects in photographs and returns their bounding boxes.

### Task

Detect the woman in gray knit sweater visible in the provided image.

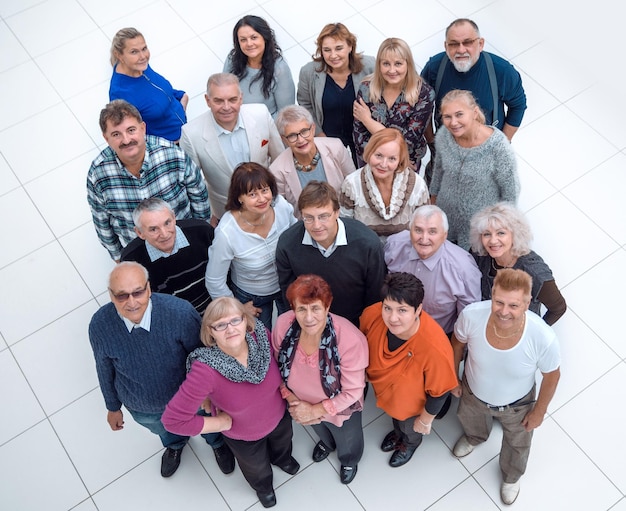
[430,90,519,249]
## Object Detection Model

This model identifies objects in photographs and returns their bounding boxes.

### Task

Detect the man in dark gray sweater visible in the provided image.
[88,261,234,477]
[276,181,386,327]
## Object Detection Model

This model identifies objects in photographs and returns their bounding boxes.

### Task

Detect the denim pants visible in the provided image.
[231,283,289,330]
[128,408,223,450]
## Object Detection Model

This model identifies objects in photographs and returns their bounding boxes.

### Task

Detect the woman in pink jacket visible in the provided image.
[272,274,368,485]
[270,105,356,218]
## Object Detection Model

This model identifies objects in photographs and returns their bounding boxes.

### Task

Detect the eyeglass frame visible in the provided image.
[283,124,313,143]
[302,212,334,224]
[210,315,244,332]
[109,282,149,302]
[445,37,481,49]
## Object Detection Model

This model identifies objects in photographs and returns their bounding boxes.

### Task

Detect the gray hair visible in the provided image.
[110,27,143,66]
[275,105,314,135]
[132,198,174,229]
[206,72,241,95]
[469,202,532,257]
[108,261,149,288]
[445,18,480,38]
[411,205,449,232]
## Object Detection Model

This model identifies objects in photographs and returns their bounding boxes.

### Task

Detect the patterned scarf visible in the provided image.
[186,318,270,384]
[278,314,342,398]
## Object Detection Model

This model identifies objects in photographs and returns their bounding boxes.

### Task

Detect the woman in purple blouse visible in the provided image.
[162,297,299,508]
[353,37,435,171]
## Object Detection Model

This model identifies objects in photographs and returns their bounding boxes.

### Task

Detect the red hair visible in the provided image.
[286,274,333,309]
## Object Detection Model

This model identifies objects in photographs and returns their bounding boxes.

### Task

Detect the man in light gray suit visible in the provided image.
[180,73,284,224]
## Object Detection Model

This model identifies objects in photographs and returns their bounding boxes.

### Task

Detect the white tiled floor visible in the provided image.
[0,1,623,509]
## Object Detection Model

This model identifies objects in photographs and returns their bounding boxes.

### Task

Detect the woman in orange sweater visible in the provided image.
[360,272,458,467]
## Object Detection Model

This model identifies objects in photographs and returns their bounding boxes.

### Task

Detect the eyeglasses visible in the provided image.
[446,38,480,49]
[110,283,149,302]
[283,125,313,143]
[302,213,333,224]
[210,316,244,331]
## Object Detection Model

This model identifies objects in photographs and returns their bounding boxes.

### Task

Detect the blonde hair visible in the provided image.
[200,297,255,347]
[110,27,143,66]
[440,89,486,125]
[493,268,532,299]
[368,38,422,106]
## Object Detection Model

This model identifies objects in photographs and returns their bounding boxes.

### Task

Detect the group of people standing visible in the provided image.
[87,14,565,509]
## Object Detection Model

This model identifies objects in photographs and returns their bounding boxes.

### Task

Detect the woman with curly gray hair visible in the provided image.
[469,202,566,325]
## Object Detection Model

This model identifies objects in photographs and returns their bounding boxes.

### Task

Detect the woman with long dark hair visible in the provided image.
[205,162,297,329]
[224,15,295,118]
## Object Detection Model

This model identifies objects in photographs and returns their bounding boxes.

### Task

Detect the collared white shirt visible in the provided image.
[212,114,250,168]
[145,226,190,262]
[302,217,348,258]
[120,299,153,333]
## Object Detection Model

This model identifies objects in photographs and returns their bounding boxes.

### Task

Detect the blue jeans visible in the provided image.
[128,408,223,450]
[231,283,289,330]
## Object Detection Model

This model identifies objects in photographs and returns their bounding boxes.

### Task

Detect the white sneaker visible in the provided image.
[501,481,520,505]
[452,435,474,458]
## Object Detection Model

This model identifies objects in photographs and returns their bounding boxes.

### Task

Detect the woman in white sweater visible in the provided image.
[340,128,429,242]
[206,162,296,329]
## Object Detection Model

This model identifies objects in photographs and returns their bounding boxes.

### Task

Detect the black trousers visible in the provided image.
[392,415,423,449]
[223,409,294,494]
[312,411,364,466]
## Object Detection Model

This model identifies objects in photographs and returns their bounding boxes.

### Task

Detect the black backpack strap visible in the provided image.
[434,55,448,97]
[483,52,499,127]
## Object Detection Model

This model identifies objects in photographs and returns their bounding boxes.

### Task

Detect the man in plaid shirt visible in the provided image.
[87,100,211,261]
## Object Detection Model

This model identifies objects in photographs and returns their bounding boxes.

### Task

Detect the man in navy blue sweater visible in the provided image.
[88,261,234,477]
[420,18,527,185]
[422,18,527,141]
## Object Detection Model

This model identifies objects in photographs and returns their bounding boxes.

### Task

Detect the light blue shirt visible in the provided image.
[302,217,347,258]
[120,299,153,332]
[213,114,250,168]
[145,225,190,262]
[295,158,327,189]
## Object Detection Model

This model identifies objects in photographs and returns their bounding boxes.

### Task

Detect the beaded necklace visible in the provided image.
[293,152,321,172]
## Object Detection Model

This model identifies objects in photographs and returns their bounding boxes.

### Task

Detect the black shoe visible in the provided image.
[340,465,357,484]
[389,442,421,468]
[278,456,300,475]
[380,430,400,452]
[257,490,277,508]
[161,447,183,477]
[213,443,235,474]
[312,441,333,462]
[435,394,452,420]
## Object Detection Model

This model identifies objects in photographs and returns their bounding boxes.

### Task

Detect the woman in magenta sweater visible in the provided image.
[162,297,299,508]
